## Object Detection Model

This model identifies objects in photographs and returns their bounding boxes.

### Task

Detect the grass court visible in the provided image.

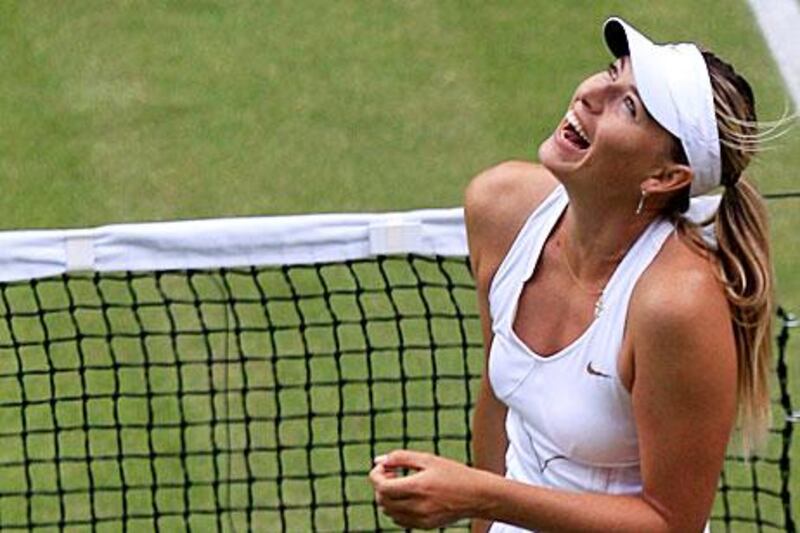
[0,2,797,530]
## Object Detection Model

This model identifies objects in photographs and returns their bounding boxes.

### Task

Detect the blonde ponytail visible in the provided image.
[714,176,773,449]
[700,50,783,451]
[669,51,781,451]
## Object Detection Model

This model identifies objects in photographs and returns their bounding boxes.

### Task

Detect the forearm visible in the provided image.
[472,380,508,473]
[471,380,508,533]
[472,417,507,476]
[371,450,700,533]
[473,470,673,533]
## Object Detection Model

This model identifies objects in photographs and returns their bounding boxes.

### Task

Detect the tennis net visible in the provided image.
[0,210,794,531]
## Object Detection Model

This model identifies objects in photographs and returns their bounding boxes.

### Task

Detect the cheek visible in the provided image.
[600,122,646,154]
[593,123,666,172]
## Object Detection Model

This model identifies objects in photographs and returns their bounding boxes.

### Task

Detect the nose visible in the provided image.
[578,85,603,114]
[576,77,610,115]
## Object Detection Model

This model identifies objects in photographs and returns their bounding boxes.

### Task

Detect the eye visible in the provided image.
[624,96,637,117]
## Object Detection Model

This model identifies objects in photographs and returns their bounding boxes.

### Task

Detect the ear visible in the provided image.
[641,163,693,195]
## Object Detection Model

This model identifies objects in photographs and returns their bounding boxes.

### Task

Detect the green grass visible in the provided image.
[0,0,797,306]
[0,1,797,531]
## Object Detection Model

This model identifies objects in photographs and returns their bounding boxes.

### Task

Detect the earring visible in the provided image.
[635,190,647,215]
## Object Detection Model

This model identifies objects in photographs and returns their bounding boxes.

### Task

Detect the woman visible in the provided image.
[370,17,773,532]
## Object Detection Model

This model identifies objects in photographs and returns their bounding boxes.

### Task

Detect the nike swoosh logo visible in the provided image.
[586,361,611,379]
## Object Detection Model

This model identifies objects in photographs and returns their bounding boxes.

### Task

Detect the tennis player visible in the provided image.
[370,17,775,532]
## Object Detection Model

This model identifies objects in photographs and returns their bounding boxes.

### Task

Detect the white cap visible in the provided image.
[603,17,721,196]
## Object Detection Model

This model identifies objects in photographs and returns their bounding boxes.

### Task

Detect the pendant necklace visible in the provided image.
[560,235,611,319]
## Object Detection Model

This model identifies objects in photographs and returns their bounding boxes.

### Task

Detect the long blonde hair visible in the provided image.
[673,51,778,451]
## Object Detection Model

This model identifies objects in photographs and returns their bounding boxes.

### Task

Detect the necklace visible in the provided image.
[560,234,611,319]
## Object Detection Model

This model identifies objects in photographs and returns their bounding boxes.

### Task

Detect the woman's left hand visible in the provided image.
[369,450,489,530]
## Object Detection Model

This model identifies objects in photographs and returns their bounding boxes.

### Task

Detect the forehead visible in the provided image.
[614,56,637,86]
[611,57,662,124]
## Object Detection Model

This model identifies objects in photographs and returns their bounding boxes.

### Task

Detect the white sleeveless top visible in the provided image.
[487,185,676,532]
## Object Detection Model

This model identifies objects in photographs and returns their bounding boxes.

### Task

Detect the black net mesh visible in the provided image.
[0,255,794,531]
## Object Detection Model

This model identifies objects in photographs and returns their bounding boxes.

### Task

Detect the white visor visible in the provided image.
[603,17,721,196]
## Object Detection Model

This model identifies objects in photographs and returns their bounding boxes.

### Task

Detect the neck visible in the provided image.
[559,189,659,283]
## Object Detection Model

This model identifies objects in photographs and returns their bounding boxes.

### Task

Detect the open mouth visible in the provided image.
[561,110,591,150]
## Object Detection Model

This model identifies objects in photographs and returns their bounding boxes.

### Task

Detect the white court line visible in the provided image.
[747,0,800,109]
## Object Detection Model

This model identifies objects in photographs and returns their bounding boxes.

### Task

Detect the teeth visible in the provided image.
[566,110,591,145]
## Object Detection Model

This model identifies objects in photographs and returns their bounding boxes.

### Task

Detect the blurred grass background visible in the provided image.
[0,0,797,530]
[0,1,796,304]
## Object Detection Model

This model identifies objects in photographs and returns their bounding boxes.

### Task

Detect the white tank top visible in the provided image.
[487,185,676,532]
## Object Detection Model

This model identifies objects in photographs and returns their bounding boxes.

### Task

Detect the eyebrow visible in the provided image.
[618,56,644,112]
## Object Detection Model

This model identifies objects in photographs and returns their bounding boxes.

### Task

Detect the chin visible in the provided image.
[537,134,568,178]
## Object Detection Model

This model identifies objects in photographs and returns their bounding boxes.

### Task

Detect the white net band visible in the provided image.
[0,208,467,283]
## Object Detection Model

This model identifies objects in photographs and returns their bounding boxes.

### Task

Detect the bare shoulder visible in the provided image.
[464,160,558,287]
[631,234,729,326]
[629,233,735,379]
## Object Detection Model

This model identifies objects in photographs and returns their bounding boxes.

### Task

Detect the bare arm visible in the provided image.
[467,219,508,481]
[469,285,507,533]
[627,256,737,530]
[464,161,557,532]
